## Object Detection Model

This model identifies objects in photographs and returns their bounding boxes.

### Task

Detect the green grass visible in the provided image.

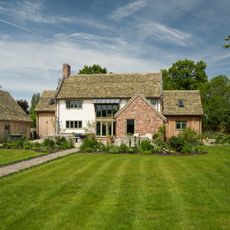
[0,149,46,166]
[0,146,229,230]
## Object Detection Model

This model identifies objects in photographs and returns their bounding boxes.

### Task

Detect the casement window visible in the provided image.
[66,121,82,129]
[127,119,135,134]
[66,100,83,109]
[95,104,119,118]
[149,98,157,106]
[178,99,184,107]
[176,121,187,130]
[96,121,116,136]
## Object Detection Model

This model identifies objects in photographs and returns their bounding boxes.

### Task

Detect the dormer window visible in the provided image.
[178,99,184,108]
[149,98,157,106]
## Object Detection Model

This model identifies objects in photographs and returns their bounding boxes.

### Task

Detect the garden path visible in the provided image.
[0,148,79,178]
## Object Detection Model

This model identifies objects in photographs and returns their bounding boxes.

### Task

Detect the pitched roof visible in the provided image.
[163,90,203,116]
[0,90,31,122]
[35,90,56,112]
[56,73,161,99]
[115,92,167,121]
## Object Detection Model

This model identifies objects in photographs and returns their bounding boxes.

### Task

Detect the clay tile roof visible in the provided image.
[0,90,32,122]
[163,90,203,116]
[56,73,161,99]
[35,90,56,112]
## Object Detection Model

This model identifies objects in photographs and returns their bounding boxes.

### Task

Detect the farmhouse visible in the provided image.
[0,90,32,142]
[36,64,203,139]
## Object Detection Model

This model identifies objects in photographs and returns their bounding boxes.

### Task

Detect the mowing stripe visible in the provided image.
[41,155,122,230]
[99,155,142,229]
[158,158,191,229]
[2,155,109,229]
[82,156,131,229]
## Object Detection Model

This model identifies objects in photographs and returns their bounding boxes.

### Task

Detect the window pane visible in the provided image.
[113,104,118,115]
[102,122,106,136]
[127,119,135,134]
[107,105,112,117]
[96,122,101,136]
[96,105,102,117]
[107,122,112,135]
[78,121,82,128]
[182,122,187,129]
[66,121,69,128]
[102,105,107,117]
[70,121,74,128]
[176,122,181,129]
[150,99,157,106]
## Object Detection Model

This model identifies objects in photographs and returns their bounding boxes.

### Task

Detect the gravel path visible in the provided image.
[0,148,79,178]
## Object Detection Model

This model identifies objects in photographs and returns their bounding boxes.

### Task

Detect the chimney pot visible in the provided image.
[62,63,71,79]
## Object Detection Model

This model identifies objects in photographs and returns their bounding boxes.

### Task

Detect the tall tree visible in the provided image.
[17,100,29,114]
[163,59,208,90]
[79,64,108,74]
[30,93,40,128]
[224,35,230,48]
[200,75,230,132]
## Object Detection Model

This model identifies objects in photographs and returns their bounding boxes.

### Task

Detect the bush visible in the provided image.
[214,133,230,144]
[168,136,186,152]
[43,138,55,149]
[108,146,121,154]
[80,138,105,152]
[179,128,201,145]
[3,140,24,149]
[139,140,153,151]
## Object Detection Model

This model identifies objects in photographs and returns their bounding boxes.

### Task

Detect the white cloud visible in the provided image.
[110,0,146,21]
[137,20,192,46]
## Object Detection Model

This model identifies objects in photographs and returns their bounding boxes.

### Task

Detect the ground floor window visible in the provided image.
[127,119,135,134]
[176,121,187,130]
[66,120,82,129]
[96,120,115,136]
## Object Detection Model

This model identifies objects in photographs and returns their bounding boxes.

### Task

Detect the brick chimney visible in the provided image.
[62,63,71,79]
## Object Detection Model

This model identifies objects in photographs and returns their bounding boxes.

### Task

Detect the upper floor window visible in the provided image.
[66,100,82,109]
[149,98,157,106]
[176,121,187,130]
[178,99,184,107]
[95,104,119,118]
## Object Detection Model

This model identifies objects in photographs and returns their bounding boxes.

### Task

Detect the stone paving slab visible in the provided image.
[0,148,79,178]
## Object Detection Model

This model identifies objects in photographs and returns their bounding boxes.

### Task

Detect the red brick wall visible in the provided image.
[115,95,164,139]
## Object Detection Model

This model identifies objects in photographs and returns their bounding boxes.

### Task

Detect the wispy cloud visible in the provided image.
[110,0,146,21]
[0,1,108,30]
[0,18,30,32]
[138,21,192,46]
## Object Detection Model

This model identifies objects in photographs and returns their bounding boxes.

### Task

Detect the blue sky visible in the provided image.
[0,0,229,101]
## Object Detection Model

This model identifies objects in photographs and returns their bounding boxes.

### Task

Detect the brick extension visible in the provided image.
[115,93,165,139]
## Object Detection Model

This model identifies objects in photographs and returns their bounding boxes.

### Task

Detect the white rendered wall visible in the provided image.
[57,98,162,134]
[57,100,95,134]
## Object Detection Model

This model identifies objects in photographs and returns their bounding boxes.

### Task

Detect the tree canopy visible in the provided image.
[224,35,230,48]
[17,99,29,114]
[30,93,40,128]
[162,59,208,90]
[78,64,108,74]
[200,75,230,133]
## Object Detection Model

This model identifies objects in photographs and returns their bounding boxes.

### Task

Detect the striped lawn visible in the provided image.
[0,145,229,230]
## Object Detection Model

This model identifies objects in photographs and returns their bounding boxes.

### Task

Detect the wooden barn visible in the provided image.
[0,90,32,142]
